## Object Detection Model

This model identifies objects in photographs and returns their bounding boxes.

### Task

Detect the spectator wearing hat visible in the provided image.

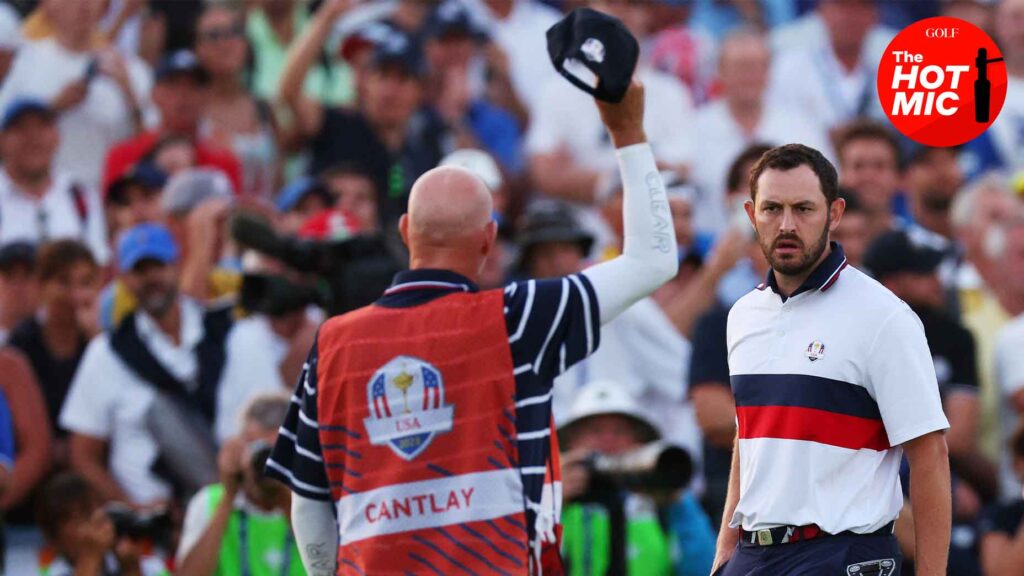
[0,0,152,191]
[102,50,243,194]
[423,0,523,175]
[279,0,449,229]
[275,176,336,235]
[0,99,110,263]
[559,380,716,576]
[864,230,995,575]
[515,199,594,281]
[60,223,233,507]
[0,241,39,343]
[105,162,168,239]
[195,4,282,201]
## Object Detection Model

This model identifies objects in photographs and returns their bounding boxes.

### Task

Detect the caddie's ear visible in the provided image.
[482,220,498,258]
[398,214,410,248]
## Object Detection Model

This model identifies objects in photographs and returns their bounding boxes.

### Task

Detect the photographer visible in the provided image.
[176,393,302,576]
[560,381,716,576]
[36,473,170,576]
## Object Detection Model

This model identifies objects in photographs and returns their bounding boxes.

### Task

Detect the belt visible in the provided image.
[739,521,895,547]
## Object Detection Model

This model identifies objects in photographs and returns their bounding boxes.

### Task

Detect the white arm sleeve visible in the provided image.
[582,143,678,324]
[292,493,339,576]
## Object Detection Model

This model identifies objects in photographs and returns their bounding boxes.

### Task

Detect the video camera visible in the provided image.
[231,214,403,316]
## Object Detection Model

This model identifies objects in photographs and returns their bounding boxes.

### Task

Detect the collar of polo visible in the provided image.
[384,269,479,296]
[758,241,848,301]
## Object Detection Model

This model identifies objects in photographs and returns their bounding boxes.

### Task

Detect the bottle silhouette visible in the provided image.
[975,48,1005,123]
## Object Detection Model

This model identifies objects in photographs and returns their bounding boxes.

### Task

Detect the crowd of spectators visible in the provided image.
[0,0,1021,574]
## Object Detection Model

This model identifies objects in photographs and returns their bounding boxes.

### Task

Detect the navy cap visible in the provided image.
[106,161,168,203]
[864,230,944,280]
[155,50,209,84]
[1,98,54,130]
[117,223,179,272]
[275,176,333,213]
[369,31,426,77]
[546,8,640,103]
[0,241,36,271]
[425,0,488,41]
[515,200,594,264]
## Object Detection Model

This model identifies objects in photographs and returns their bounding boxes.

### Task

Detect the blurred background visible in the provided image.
[0,0,1021,574]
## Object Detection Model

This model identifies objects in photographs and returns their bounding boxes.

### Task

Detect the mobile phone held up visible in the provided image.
[83,58,99,84]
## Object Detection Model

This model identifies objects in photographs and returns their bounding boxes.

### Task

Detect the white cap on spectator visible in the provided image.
[0,3,22,52]
[161,168,233,216]
[440,149,503,193]
[558,380,661,442]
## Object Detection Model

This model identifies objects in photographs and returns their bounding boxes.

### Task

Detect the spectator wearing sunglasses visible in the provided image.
[195,5,284,201]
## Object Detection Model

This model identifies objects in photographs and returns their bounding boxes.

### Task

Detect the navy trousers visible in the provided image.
[717,533,901,575]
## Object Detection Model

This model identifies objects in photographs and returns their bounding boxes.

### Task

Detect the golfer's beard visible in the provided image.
[139,286,177,318]
[759,219,830,277]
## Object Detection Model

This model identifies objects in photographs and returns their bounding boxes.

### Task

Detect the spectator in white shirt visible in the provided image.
[767,0,892,136]
[0,0,151,191]
[691,29,831,235]
[472,0,563,120]
[0,99,109,263]
[60,223,231,506]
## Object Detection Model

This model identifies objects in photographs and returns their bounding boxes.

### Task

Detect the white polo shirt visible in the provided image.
[726,243,948,534]
[0,169,110,263]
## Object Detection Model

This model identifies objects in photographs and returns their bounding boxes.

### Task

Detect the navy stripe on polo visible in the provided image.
[731,373,882,420]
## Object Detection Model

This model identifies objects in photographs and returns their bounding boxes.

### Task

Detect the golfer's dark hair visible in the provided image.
[749,143,839,205]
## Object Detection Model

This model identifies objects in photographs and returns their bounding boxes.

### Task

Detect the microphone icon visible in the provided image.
[974,48,1004,123]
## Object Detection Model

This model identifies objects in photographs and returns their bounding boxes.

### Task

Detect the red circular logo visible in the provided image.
[877,16,1007,147]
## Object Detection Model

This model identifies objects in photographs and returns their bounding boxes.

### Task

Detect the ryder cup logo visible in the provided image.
[363,356,454,461]
[806,341,826,362]
[581,37,605,63]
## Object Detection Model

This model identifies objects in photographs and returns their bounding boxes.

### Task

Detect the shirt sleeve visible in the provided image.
[865,306,950,447]
[175,487,213,564]
[58,338,116,439]
[504,274,601,381]
[944,325,979,395]
[265,336,332,501]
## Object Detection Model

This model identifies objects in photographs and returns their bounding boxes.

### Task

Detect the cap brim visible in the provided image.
[558,411,660,446]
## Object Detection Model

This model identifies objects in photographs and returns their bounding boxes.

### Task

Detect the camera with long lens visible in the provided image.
[104,503,172,541]
[231,214,402,316]
[584,441,693,502]
[239,273,324,317]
